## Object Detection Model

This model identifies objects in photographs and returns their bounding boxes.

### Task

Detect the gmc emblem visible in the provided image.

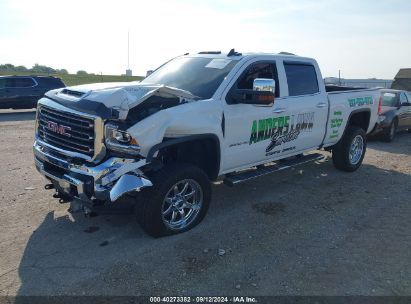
[46,121,71,137]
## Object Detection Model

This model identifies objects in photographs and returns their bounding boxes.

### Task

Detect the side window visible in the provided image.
[0,78,14,88]
[406,92,411,103]
[382,92,399,107]
[400,92,408,104]
[12,77,36,88]
[284,63,319,96]
[236,62,280,97]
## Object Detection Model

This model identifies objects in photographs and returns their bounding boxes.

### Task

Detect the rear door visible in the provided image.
[275,61,329,152]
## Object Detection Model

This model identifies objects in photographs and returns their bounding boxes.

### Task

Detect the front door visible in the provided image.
[222,61,280,172]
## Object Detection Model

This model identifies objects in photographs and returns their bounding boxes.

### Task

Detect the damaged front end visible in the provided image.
[33,83,197,213]
[34,141,152,213]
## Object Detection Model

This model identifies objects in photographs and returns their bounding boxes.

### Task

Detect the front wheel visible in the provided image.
[332,126,367,172]
[135,163,211,237]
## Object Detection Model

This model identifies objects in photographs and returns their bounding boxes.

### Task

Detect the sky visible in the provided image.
[0,0,410,79]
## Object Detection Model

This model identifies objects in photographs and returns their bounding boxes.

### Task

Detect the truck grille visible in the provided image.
[37,106,95,157]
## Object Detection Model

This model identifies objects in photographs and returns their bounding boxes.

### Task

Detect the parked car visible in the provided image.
[371,89,411,142]
[33,50,381,237]
[0,75,65,109]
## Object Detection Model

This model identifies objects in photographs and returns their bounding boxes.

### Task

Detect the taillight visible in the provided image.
[378,96,382,114]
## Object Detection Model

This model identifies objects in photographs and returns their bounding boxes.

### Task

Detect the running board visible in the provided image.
[223,153,325,187]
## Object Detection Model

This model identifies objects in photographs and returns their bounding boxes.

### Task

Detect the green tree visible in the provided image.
[0,63,15,71]
[56,69,68,74]
[15,65,28,72]
[31,63,56,74]
[76,70,88,75]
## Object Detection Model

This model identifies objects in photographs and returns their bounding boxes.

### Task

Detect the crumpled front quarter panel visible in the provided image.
[127,99,223,157]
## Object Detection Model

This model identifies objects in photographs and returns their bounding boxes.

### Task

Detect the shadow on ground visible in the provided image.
[368,131,411,156]
[15,159,411,296]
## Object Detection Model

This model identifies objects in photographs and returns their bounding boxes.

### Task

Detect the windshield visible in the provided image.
[381,92,399,107]
[141,57,238,99]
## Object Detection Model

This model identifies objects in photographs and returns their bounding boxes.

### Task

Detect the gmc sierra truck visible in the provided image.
[33,50,380,237]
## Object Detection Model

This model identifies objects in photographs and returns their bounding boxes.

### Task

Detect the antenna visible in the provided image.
[227,48,242,56]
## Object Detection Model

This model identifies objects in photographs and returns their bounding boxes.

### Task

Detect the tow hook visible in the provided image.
[67,199,97,217]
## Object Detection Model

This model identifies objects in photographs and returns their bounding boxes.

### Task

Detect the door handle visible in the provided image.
[316,102,327,108]
[273,108,286,114]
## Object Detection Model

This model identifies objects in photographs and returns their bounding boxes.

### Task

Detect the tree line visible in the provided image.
[0,63,89,75]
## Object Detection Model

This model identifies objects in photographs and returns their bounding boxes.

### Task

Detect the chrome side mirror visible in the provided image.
[253,78,276,93]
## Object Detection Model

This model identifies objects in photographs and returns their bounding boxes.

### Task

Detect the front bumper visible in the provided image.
[33,141,152,204]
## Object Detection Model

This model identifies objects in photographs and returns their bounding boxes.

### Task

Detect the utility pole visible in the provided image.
[338,70,341,86]
[127,31,130,70]
[126,31,132,77]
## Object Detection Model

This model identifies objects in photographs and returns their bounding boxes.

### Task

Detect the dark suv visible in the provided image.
[0,76,65,109]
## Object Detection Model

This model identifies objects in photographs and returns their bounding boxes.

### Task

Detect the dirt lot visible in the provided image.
[0,110,410,296]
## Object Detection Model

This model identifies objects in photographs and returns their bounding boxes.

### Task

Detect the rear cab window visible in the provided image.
[284,62,319,96]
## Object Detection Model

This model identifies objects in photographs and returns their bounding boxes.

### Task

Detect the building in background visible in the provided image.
[391,68,411,91]
[324,77,393,89]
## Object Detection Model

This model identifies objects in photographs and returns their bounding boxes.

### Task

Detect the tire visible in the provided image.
[381,119,397,142]
[332,126,367,172]
[135,162,211,237]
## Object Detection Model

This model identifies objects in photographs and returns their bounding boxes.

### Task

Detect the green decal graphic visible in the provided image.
[249,112,315,155]
[331,118,343,128]
[249,115,291,145]
[348,96,373,107]
[329,110,343,139]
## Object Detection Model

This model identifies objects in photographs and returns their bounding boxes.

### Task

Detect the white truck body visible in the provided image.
[33,51,381,236]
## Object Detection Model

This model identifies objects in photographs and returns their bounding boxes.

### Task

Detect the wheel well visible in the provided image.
[347,110,370,132]
[153,137,220,180]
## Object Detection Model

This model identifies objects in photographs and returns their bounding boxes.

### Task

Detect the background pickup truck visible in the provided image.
[33,50,380,237]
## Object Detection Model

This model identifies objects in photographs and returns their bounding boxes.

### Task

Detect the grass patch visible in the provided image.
[0,71,143,87]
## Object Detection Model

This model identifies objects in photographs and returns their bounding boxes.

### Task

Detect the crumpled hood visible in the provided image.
[45,82,198,120]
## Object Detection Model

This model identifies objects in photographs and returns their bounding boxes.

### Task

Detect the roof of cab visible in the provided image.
[187,50,315,62]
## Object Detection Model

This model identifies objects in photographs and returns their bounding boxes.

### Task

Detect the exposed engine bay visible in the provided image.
[126,95,185,124]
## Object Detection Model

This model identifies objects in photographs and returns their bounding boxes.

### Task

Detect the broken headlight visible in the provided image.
[104,123,140,155]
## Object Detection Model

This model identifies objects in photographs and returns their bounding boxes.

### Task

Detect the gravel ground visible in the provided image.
[0,110,410,296]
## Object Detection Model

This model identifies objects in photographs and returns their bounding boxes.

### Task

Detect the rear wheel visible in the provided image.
[332,126,367,172]
[381,120,397,142]
[135,163,211,237]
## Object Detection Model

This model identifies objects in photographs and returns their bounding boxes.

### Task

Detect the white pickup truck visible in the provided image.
[33,50,380,237]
